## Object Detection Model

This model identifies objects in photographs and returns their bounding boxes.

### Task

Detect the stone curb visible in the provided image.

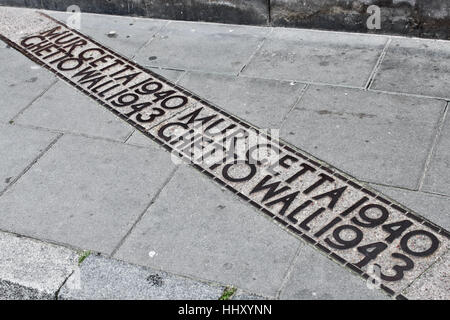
[0,231,78,300]
[0,230,265,300]
[0,0,449,39]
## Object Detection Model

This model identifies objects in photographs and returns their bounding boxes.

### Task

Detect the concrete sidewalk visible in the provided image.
[0,7,449,300]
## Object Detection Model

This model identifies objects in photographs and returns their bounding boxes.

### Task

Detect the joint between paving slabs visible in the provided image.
[110,165,180,257]
[398,247,450,299]
[275,242,304,299]
[8,78,58,123]
[237,28,273,76]
[364,37,392,90]
[369,181,450,200]
[278,83,309,129]
[131,20,171,62]
[0,132,63,198]
[418,101,449,191]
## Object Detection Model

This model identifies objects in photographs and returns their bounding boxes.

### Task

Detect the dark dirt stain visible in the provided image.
[148,56,157,61]
[316,109,376,119]
[147,274,164,287]
[4,177,12,184]
[26,77,38,83]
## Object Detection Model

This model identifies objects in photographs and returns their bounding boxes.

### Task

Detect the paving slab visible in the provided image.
[178,71,305,128]
[114,165,300,297]
[46,11,167,58]
[403,249,450,300]
[371,38,450,99]
[0,135,176,254]
[0,231,77,300]
[15,81,133,141]
[134,20,270,74]
[422,113,450,196]
[59,254,224,300]
[241,28,387,87]
[0,46,55,123]
[281,85,445,189]
[0,124,58,193]
[280,243,388,300]
[370,184,450,231]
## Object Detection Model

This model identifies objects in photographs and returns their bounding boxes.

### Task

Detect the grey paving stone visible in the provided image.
[16,81,133,141]
[422,113,450,196]
[0,231,78,300]
[59,254,224,300]
[134,21,269,74]
[241,29,387,87]
[369,184,450,231]
[403,249,450,300]
[280,243,388,300]
[0,47,55,123]
[0,135,176,254]
[281,85,445,189]
[372,38,450,99]
[178,71,305,128]
[114,165,300,297]
[0,124,58,193]
[47,11,167,58]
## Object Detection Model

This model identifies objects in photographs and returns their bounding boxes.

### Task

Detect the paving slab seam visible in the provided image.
[418,102,449,191]
[8,78,58,123]
[54,269,76,300]
[1,9,448,299]
[369,182,450,201]
[130,20,171,61]
[122,129,136,143]
[275,243,307,299]
[399,247,450,299]
[10,120,138,148]
[364,38,392,90]
[238,27,273,76]
[0,226,92,257]
[278,83,309,129]
[368,89,450,102]
[238,74,363,90]
[238,74,450,102]
[110,165,180,257]
[0,132,63,197]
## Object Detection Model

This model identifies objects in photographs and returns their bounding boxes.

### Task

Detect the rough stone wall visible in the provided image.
[0,0,449,39]
[271,0,450,39]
